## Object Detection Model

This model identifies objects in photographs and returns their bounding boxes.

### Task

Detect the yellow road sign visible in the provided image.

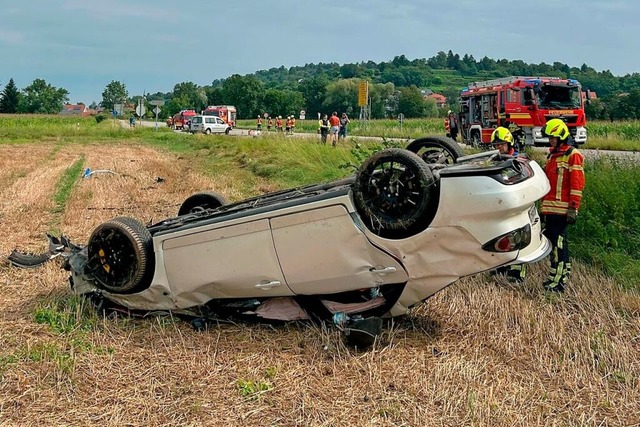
[358,81,368,107]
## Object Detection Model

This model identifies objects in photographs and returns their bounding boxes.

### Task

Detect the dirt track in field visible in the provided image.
[0,142,639,426]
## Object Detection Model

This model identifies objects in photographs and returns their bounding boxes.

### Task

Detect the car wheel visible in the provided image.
[353,148,435,238]
[205,128,211,135]
[178,191,227,216]
[225,127,231,135]
[87,216,154,294]
[406,136,465,165]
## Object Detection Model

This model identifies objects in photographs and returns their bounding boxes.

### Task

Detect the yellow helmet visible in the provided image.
[542,118,570,140]
[490,126,514,145]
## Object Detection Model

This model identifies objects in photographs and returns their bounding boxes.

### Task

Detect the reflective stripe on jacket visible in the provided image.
[541,144,585,215]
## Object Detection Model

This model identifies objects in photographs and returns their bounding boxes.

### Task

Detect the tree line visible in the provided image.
[2,51,639,120]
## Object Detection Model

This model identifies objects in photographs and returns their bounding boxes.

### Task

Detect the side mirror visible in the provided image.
[585,89,592,105]
[523,88,535,106]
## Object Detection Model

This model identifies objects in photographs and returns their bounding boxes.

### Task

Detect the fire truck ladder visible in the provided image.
[468,76,562,89]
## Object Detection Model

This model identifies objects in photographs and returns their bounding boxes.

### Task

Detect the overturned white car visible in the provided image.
[11,137,551,344]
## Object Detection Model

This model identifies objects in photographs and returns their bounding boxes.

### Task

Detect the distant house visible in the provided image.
[425,93,448,108]
[59,103,96,117]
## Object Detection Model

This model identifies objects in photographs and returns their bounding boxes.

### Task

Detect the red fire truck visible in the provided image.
[172,109,197,130]
[202,105,237,128]
[458,76,588,148]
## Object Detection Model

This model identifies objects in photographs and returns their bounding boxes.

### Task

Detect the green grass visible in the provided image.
[33,295,98,335]
[50,157,85,235]
[236,117,443,139]
[570,156,640,289]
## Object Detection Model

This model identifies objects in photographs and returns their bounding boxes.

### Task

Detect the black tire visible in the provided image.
[87,217,154,294]
[353,148,436,239]
[225,127,231,135]
[205,128,212,135]
[178,191,227,216]
[406,135,465,165]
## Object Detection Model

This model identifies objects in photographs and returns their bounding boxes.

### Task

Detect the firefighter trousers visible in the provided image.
[542,214,572,291]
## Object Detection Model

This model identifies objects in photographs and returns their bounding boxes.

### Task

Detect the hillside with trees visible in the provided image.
[148,51,640,121]
[2,51,639,120]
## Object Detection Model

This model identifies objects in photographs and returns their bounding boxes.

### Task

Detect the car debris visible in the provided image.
[82,167,117,179]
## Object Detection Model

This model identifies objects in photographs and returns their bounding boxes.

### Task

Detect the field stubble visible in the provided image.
[0,142,638,426]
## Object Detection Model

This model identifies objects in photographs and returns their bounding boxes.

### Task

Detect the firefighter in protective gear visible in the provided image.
[490,126,518,156]
[444,110,459,141]
[540,118,585,292]
[489,126,526,283]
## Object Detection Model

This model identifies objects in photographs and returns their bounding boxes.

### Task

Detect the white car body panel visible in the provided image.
[67,148,553,322]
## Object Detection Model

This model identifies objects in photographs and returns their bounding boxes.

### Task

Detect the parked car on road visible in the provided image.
[189,115,231,135]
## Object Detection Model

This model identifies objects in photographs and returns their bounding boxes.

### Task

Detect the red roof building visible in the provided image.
[425,93,448,108]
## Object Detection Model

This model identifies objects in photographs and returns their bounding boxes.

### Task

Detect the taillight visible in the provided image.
[482,224,531,252]
[489,158,533,185]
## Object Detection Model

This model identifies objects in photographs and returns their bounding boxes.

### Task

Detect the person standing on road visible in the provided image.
[540,118,585,292]
[444,110,458,141]
[256,115,262,131]
[285,116,292,135]
[489,127,527,283]
[318,114,330,144]
[129,114,135,128]
[338,113,350,140]
[328,112,340,147]
[267,116,273,132]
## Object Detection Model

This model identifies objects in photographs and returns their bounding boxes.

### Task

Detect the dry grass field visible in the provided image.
[0,141,638,426]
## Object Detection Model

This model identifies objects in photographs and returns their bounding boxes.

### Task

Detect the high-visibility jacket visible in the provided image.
[540,143,585,215]
[444,114,457,132]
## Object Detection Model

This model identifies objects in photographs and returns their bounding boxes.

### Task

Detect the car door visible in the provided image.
[161,219,294,298]
[214,117,226,133]
[270,204,409,295]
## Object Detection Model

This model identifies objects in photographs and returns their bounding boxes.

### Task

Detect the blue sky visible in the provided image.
[1,0,638,105]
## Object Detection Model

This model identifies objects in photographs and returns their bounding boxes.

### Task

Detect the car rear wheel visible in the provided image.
[353,148,436,239]
[205,128,211,135]
[178,191,227,216]
[406,136,465,165]
[87,217,154,294]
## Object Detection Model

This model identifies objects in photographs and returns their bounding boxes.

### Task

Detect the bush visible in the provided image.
[570,156,640,289]
[95,114,107,123]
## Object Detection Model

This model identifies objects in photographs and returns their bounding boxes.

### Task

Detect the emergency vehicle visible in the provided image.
[172,110,197,130]
[458,76,588,148]
[202,105,237,128]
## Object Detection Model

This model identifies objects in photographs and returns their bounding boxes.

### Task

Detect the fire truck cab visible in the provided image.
[458,76,588,148]
[172,110,197,131]
[202,105,237,128]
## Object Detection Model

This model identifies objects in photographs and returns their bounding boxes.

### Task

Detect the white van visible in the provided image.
[189,115,231,135]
